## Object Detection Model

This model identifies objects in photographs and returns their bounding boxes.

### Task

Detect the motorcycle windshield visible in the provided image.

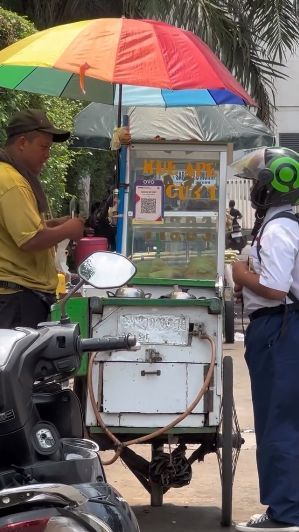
[0,330,26,367]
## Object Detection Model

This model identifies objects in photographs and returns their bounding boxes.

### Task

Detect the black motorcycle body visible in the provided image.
[0,323,139,532]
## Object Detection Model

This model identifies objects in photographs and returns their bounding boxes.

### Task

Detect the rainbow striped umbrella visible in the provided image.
[0,18,255,107]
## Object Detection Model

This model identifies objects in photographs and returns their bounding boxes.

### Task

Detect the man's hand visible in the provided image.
[64,218,85,241]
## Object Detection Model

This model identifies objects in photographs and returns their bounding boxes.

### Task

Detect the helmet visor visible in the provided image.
[231,147,267,180]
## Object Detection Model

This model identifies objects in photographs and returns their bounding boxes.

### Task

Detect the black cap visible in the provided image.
[6,109,70,142]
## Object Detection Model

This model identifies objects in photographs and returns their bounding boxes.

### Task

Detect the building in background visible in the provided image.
[274,50,299,151]
[226,51,299,232]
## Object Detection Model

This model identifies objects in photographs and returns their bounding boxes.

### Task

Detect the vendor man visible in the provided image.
[0,108,85,328]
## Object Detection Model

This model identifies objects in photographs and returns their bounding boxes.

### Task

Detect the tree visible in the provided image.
[0,7,85,215]
[1,0,298,124]
[0,0,123,29]
[124,0,299,124]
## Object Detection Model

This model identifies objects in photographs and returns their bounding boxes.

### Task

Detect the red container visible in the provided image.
[74,237,108,266]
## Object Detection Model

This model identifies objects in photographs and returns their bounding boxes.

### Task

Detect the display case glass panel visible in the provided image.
[127,145,221,281]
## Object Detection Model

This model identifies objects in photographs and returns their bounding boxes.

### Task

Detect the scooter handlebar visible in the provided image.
[79,334,139,352]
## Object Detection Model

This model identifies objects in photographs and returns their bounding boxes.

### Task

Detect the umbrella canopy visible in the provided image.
[0,18,255,106]
[71,103,274,151]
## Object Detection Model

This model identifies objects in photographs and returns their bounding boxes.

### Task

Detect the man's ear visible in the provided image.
[16,135,27,151]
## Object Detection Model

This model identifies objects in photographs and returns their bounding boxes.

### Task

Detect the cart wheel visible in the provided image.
[216,356,244,526]
[216,356,243,526]
[150,481,164,507]
[224,300,235,344]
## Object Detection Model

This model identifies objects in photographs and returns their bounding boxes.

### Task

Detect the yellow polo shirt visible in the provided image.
[0,162,58,293]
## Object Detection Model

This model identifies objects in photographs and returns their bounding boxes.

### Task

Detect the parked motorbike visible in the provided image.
[225,220,247,253]
[0,251,141,532]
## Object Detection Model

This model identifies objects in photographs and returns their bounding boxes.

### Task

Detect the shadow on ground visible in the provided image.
[132,504,235,531]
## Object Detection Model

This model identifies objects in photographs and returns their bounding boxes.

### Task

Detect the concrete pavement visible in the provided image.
[102,339,265,531]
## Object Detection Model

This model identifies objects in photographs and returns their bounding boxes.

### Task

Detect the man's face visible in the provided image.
[18,131,53,176]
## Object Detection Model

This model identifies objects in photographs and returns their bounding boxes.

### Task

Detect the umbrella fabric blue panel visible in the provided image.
[116,86,246,106]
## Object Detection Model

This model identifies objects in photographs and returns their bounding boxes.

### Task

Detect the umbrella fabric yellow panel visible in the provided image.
[0,20,96,67]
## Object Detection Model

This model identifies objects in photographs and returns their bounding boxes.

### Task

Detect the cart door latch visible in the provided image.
[145,348,162,362]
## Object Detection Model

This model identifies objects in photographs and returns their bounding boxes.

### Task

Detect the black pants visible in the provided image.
[0,291,50,328]
[245,309,299,524]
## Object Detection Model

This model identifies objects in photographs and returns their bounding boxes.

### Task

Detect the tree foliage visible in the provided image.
[122,0,299,124]
[0,8,79,214]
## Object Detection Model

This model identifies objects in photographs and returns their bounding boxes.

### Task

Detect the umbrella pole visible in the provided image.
[117,83,123,128]
[115,83,123,187]
[115,83,128,253]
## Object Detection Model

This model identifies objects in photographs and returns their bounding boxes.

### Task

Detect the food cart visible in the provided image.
[73,141,243,526]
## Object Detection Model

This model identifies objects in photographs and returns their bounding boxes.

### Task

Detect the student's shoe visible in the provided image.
[235,513,299,531]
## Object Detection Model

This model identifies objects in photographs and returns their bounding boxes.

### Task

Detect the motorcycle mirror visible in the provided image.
[58,252,136,324]
[78,251,136,288]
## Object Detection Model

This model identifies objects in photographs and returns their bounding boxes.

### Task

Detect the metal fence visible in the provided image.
[226,178,255,231]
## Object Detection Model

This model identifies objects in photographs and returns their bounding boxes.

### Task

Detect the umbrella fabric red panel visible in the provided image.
[0,18,255,106]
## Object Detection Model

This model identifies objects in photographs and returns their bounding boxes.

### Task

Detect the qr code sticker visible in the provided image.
[141,198,156,214]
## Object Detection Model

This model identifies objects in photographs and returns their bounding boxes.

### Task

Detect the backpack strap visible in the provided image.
[256,211,299,302]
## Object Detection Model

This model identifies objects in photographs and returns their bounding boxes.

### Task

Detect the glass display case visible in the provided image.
[125,144,224,282]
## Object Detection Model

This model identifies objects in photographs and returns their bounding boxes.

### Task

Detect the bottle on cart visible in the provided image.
[111,188,119,227]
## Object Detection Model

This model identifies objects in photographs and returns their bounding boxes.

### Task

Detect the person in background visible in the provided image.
[0,108,85,329]
[85,127,132,251]
[87,195,116,251]
[231,147,299,532]
[229,199,243,225]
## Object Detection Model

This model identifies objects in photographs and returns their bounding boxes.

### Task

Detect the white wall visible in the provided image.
[224,51,299,230]
[274,50,299,138]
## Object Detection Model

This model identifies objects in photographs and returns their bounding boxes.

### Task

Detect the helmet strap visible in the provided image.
[251,208,267,240]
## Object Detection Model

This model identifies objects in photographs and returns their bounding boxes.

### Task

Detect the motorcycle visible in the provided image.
[0,251,141,532]
[225,220,247,254]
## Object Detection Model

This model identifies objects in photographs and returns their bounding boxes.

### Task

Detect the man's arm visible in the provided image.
[21,218,84,252]
[232,260,286,300]
[46,216,71,227]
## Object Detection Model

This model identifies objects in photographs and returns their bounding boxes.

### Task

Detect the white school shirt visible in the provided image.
[243,204,299,315]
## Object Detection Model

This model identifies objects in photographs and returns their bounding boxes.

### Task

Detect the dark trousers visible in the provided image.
[0,291,50,329]
[245,310,299,524]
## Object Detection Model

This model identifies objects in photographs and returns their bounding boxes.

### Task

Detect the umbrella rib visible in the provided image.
[207,89,217,105]
[151,23,172,89]
[160,90,168,109]
[60,71,77,97]
[0,64,73,99]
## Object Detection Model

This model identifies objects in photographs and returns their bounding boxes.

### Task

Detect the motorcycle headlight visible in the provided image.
[0,515,113,531]
[81,514,114,532]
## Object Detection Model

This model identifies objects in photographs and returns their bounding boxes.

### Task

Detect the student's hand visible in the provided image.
[232,260,249,285]
[234,282,243,303]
